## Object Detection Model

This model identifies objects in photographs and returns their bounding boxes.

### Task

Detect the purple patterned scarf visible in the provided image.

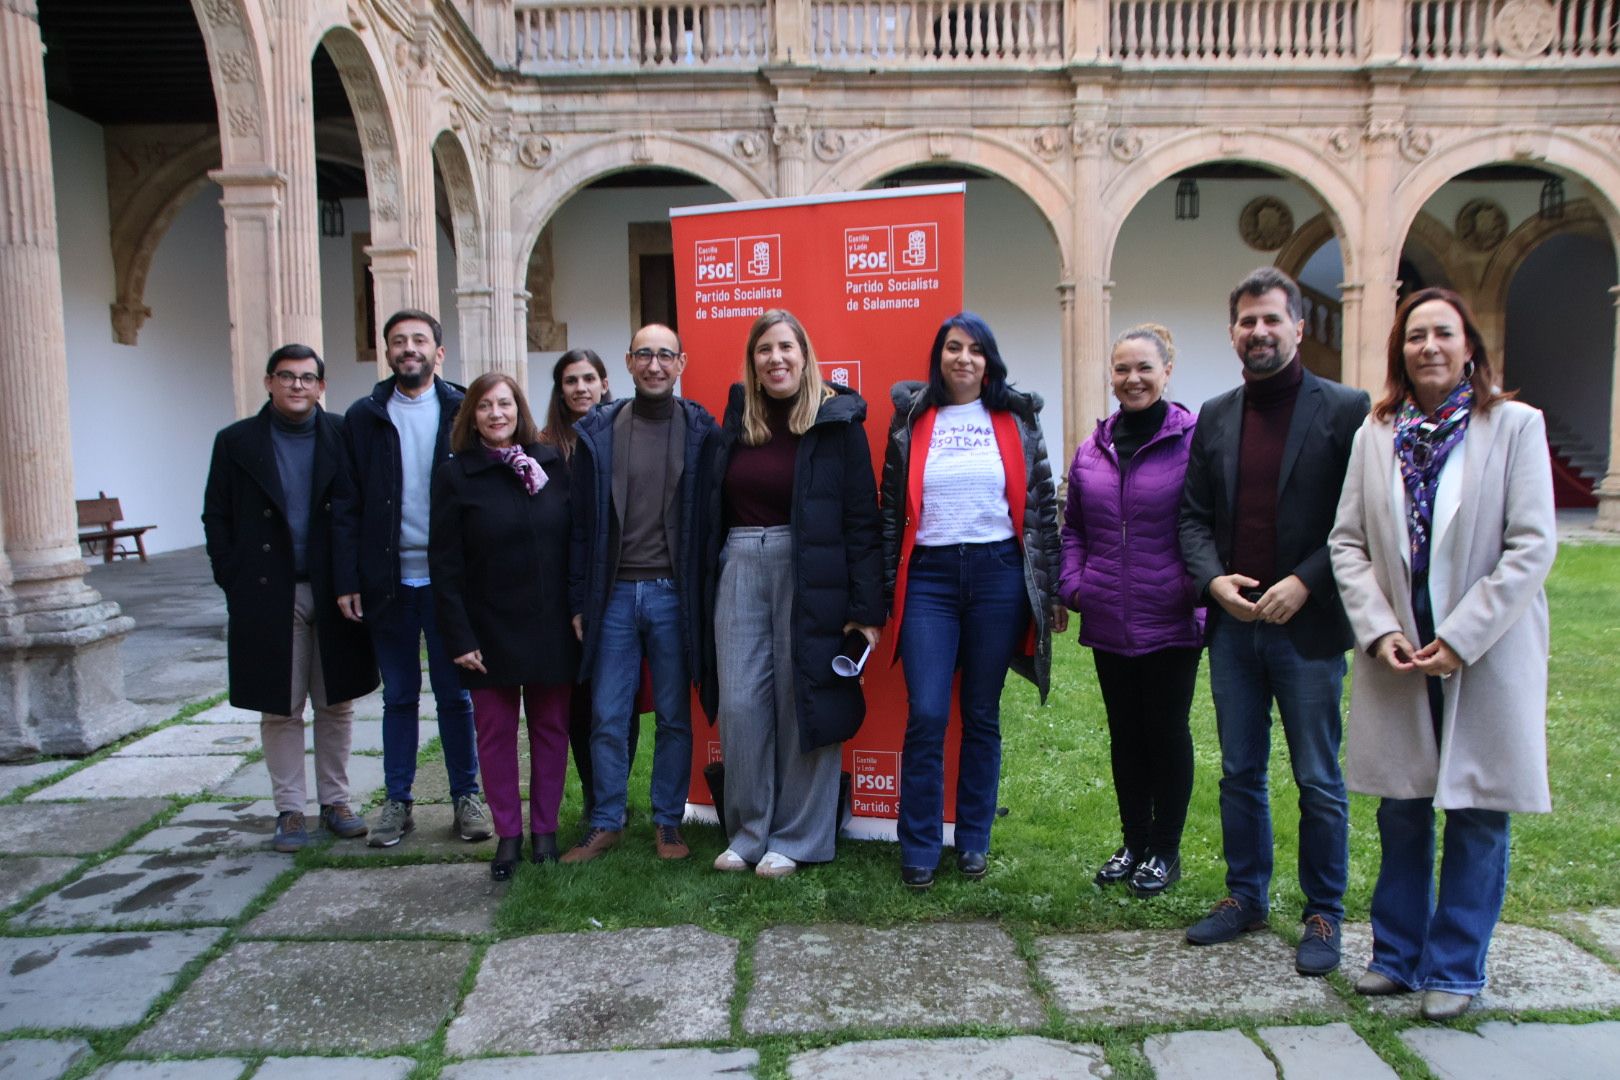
[484,442,546,495]
[1394,377,1472,575]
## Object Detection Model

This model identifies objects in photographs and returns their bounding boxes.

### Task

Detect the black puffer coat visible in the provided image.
[879,381,1062,702]
[429,443,579,689]
[699,383,885,751]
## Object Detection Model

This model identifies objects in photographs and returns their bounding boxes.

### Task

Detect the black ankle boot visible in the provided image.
[530,831,559,864]
[491,836,522,881]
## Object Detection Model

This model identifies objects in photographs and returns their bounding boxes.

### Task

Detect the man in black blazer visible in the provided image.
[1179,268,1370,976]
[202,345,378,854]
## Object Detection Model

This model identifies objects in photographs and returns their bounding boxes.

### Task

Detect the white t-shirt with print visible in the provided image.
[914,400,1014,545]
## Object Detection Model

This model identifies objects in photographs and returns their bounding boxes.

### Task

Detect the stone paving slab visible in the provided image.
[1257,1023,1399,1079]
[252,1056,417,1079]
[446,925,736,1055]
[786,1037,1111,1079]
[346,720,437,754]
[0,797,171,855]
[0,929,225,1031]
[0,856,81,909]
[14,851,286,928]
[1343,922,1620,1015]
[442,1049,760,1080]
[0,761,72,798]
[243,863,502,937]
[1552,907,1620,962]
[127,800,319,853]
[328,803,495,858]
[745,923,1045,1036]
[86,1061,247,1079]
[1402,1020,1620,1080]
[0,1037,92,1080]
[28,756,245,801]
[209,754,385,801]
[1035,928,1344,1023]
[185,702,261,725]
[114,723,262,757]
[1143,1030,1273,1080]
[131,939,473,1054]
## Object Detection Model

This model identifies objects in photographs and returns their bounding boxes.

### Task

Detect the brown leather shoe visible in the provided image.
[558,827,621,864]
[655,824,690,860]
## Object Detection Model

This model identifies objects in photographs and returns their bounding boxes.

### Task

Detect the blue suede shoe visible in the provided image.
[1185,896,1268,945]
[273,811,310,853]
[1295,913,1342,976]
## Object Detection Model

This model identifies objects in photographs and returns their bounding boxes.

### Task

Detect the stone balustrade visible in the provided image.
[509,0,1619,68]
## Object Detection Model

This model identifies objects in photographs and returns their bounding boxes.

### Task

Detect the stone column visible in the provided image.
[1350,86,1407,395]
[1337,280,1366,393]
[1597,285,1620,531]
[366,243,417,379]
[403,17,440,309]
[0,0,141,758]
[512,288,532,391]
[455,285,496,384]
[481,119,523,377]
[268,0,323,353]
[211,165,285,417]
[1066,103,1110,458]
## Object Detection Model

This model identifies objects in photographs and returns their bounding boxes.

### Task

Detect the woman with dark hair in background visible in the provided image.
[538,349,639,826]
[432,372,577,880]
[1330,287,1556,1021]
[880,311,1066,890]
[699,309,883,878]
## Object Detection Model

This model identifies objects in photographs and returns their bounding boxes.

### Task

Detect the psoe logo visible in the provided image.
[737,234,781,283]
[694,238,738,285]
[819,360,861,394]
[844,226,891,277]
[851,749,900,813]
[894,222,938,272]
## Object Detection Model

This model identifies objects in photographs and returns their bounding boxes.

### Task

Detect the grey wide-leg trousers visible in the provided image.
[715,526,841,864]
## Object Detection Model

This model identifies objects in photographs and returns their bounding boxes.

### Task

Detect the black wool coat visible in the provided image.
[201,405,379,714]
[429,442,580,689]
[698,384,885,751]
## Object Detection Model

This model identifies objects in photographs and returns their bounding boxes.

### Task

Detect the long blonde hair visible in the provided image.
[740,309,833,446]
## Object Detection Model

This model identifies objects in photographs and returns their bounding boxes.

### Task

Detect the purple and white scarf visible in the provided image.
[485,443,546,496]
[1394,377,1472,576]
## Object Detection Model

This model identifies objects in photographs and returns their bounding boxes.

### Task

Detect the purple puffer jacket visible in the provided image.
[1059,401,1205,656]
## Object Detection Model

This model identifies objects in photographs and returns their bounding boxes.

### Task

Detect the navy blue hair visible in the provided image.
[926,311,1011,410]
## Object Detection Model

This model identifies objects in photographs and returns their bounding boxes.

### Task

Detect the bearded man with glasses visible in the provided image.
[563,324,720,863]
[203,344,379,852]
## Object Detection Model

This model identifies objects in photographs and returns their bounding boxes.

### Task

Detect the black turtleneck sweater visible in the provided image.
[1112,398,1168,465]
[1231,357,1304,587]
[269,406,317,578]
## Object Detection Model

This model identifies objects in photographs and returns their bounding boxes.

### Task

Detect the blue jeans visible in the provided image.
[370,582,479,803]
[898,541,1030,868]
[1369,799,1511,994]
[589,579,692,828]
[1207,615,1348,920]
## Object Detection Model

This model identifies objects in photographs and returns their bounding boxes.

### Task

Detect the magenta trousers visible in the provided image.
[469,682,571,838]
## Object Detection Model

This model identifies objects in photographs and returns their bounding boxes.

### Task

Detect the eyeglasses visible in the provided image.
[273,371,322,388]
[629,348,680,367]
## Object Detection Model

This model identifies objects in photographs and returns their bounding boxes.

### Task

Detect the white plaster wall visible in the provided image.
[54,104,232,557]
[533,178,1065,452]
[1504,231,1615,462]
[1111,179,1341,415]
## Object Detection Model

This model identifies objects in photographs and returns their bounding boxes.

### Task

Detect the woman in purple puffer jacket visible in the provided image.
[1059,323,1204,898]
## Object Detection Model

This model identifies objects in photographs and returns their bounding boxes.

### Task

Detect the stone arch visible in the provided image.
[809,129,1072,268]
[1402,211,1468,291]
[1393,129,1620,260]
[511,133,772,283]
[316,25,409,248]
[1479,198,1608,319]
[188,0,272,168]
[1273,212,1336,281]
[107,134,223,345]
[1099,128,1363,281]
[432,129,485,290]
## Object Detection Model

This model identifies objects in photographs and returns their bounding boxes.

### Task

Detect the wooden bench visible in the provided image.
[77,492,155,563]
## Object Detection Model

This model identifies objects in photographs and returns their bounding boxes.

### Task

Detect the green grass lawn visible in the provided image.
[492,542,1620,941]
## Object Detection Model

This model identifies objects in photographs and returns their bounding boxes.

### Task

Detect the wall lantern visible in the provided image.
[320,197,346,238]
[1175,179,1200,221]
[1539,176,1565,221]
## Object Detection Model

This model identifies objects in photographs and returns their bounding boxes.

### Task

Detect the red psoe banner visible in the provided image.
[672,185,966,840]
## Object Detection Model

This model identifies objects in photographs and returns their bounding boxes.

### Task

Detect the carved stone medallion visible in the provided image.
[813,129,847,162]
[1456,199,1509,251]
[1032,127,1066,161]
[732,132,766,162]
[518,134,552,169]
[1109,126,1143,162]
[1494,0,1557,57]
[1239,196,1294,252]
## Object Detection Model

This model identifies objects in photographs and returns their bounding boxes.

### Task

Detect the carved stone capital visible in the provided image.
[773,122,809,152]
[1070,120,1108,157]
[481,123,517,164]
[1364,118,1404,144]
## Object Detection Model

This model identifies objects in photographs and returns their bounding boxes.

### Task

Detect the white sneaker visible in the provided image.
[713,848,748,872]
[756,851,797,878]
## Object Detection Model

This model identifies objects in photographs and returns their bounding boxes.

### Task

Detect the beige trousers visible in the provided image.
[260,582,355,812]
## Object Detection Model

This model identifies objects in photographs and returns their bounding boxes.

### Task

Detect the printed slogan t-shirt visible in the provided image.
[914,399,1014,545]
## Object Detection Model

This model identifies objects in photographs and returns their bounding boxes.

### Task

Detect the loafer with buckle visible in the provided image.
[1093,846,1139,886]
[559,827,621,864]
[1295,913,1343,976]
[1420,990,1474,1021]
[956,850,987,879]
[901,865,935,890]
[1186,896,1268,945]
[1127,853,1181,898]
[655,824,690,860]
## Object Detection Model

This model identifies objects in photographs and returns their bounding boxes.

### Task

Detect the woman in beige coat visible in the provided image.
[1329,286,1556,1022]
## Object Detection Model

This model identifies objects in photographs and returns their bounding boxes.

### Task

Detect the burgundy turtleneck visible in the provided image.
[1230,356,1304,588]
[725,395,799,528]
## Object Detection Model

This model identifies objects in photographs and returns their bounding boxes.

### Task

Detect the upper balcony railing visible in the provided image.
[504,0,1620,71]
